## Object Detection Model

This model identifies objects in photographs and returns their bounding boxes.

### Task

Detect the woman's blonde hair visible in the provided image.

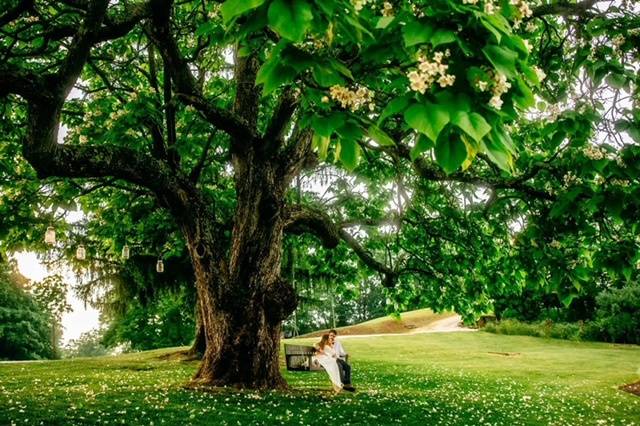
[317,333,330,349]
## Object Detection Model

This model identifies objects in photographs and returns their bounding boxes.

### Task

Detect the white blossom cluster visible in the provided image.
[328,85,375,112]
[410,2,426,17]
[352,0,371,12]
[510,0,533,28]
[610,179,630,187]
[583,145,606,161]
[545,103,561,121]
[562,171,583,187]
[612,35,625,49]
[461,0,499,14]
[534,66,546,82]
[488,71,511,110]
[109,110,126,121]
[407,50,455,94]
[382,1,394,17]
[549,239,562,249]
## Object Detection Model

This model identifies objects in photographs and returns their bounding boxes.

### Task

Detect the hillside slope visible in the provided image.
[297,308,463,338]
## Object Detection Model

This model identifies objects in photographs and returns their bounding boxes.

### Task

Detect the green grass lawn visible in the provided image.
[1,332,639,425]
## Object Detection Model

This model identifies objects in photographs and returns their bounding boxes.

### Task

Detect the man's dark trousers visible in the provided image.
[337,358,351,385]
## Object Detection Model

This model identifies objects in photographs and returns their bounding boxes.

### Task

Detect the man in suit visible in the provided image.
[328,329,355,392]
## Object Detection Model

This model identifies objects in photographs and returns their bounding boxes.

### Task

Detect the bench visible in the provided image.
[284,344,323,371]
[283,344,348,372]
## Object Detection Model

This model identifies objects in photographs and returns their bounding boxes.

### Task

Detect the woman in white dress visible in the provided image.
[313,334,343,393]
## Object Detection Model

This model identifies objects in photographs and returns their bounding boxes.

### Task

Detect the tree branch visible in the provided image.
[392,141,555,201]
[56,0,111,96]
[284,204,396,287]
[190,132,216,183]
[533,0,599,18]
[0,64,49,100]
[147,0,256,143]
[264,88,299,145]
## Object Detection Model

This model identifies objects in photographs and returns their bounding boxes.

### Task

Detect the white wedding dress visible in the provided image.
[313,344,343,390]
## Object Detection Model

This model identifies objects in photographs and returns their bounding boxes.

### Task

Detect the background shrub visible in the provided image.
[591,284,640,344]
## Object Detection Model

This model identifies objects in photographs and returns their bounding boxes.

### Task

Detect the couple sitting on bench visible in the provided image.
[314,329,356,393]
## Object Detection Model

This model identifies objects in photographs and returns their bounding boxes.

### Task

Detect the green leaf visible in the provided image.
[482,44,518,78]
[196,22,216,36]
[338,139,360,171]
[435,135,467,174]
[480,18,501,43]
[255,60,297,95]
[574,266,590,282]
[336,121,362,141]
[312,63,345,87]
[367,125,395,146]
[312,133,331,160]
[377,94,411,125]
[32,37,45,49]
[376,16,395,29]
[482,12,511,35]
[431,29,456,47]
[560,293,578,308]
[221,0,266,24]
[435,91,471,113]
[605,72,626,90]
[410,134,434,161]
[268,0,313,42]
[403,21,433,47]
[513,78,535,110]
[403,103,450,142]
[311,113,344,137]
[482,129,514,173]
[281,45,315,72]
[520,64,540,86]
[328,59,354,80]
[451,111,491,142]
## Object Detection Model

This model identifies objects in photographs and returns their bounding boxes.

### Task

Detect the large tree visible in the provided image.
[1,0,638,389]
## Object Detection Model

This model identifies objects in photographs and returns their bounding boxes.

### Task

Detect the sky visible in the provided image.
[13,249,101,345]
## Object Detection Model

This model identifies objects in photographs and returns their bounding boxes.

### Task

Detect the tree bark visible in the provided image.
[185,298,206,358]
[185,153,297,389]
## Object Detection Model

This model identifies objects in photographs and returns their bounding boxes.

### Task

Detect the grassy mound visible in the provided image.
[298,308,456,338]
[1,333,639,425]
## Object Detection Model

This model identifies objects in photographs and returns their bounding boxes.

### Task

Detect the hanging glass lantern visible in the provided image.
[122,244,130,260]
[76,244,86,260]
[44,226,56,245]
[156,259,164,273]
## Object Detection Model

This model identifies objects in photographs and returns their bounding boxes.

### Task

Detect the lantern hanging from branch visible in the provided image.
[76,245,86,260]
[122,244,130,260]
[156,259,164,273]
[44,226,56,245]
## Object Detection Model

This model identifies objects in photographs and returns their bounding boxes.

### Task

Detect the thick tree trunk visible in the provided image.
[180,164,297,389]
